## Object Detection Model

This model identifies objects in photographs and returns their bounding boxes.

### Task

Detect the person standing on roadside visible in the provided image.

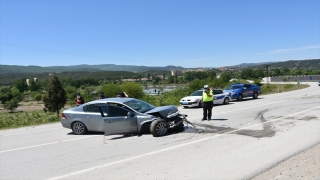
[99,92,106,99]
[201,85,213,120]
[76,93,84,106]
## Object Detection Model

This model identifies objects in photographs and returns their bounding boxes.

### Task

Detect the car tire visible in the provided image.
[71,121,87,135]
[198,101,203,108]
[223,97,230,105]
[150,120,169,137]
[253,92,258,99]
[237,94,243,101]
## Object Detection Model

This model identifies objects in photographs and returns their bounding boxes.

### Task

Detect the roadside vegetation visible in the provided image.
[0,68,312,130]
[260,83,309,95]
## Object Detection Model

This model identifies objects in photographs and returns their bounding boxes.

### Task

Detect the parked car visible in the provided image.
[224,83,261,101]
[179,89,231,108]
[61,98,186,137]
[318,81,320,86]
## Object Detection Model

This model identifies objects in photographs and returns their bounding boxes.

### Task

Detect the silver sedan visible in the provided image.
[61,98,186,137]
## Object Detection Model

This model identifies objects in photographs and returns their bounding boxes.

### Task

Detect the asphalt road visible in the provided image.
[1,82,319,180]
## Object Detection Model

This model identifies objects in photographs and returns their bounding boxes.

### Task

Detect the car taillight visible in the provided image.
[61,113,67,119]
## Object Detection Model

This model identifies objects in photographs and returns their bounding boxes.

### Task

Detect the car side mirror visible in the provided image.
[127,112,134,117]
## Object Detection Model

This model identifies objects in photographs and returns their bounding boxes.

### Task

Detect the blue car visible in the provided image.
[224,83,261,101]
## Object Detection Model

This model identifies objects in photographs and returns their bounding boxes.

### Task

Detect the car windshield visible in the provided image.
[190,90,203,96]
[124,99,155,113]
[226,85,242,90]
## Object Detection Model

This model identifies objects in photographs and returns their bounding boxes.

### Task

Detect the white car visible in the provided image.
[179,89,231,108]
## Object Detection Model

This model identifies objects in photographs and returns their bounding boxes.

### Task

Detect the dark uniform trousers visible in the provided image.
[203,101,213,120]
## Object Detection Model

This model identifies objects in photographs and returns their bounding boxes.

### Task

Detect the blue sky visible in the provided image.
[1,0,319,68]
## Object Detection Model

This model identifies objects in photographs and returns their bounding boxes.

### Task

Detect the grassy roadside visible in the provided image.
[260,83,309,95]
[0,83,310,130]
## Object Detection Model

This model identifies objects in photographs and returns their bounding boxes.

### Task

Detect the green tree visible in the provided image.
[14,78,28,93]
[240,69,254,79]
[121,82,144,99]
[11,87,23,101]
[0,87,13,104]
[43,74,67,116]
[28,78,40,92]
[208,70,217,80]
[101,83,122,98]
[65,86,77,100]
[282,68,290,75]
[152,76,161,84]
[219,72,233,82]
[178,77,184,84]
[168,76,174,83]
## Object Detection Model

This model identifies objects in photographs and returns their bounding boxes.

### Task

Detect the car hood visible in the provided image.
[145,105,179,119]
[224,89,238,93]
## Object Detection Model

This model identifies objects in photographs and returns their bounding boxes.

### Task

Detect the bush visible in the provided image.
[254,79,262,86]
[0,110,61,129]
[3,99,19,112]
[33,93,42,101]
[121,82,144,99]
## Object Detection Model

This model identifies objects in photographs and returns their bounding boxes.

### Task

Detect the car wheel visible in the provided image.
[72,121,87,135]
[150,120,168,137]
[237,94,243,101]
[223,97,230,105]
[198,101,203,108]
[253,92,258,99]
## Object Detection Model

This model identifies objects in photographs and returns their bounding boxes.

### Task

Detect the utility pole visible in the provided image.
[266,64,270,87]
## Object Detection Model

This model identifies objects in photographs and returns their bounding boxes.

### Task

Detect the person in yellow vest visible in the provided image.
[201,85,213,120]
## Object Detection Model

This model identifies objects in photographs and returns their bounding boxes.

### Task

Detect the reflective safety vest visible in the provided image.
[202,90,213,102]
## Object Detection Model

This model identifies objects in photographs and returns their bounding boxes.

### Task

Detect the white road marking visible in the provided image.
[47,106,320,180]
[0,135,99,153]
[1,127,64,136]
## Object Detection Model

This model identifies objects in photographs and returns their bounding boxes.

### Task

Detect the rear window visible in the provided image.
[213,90,223,95]
[83,104,101,113]
[226,85,242,90]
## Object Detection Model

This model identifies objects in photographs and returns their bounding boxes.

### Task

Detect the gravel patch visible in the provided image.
[251,143,320,180]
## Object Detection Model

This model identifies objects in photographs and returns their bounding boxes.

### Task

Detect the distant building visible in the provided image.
[26,78,37,85]
[171,70,183,76]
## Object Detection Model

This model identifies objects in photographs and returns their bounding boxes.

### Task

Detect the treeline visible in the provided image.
[249,59,320,69]
[0,70,172,86]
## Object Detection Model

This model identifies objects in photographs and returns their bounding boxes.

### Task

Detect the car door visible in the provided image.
[246,84,254,97]
[243,84,252,97]
[213,90,224,104]
[103,105,138,136]
[83,104,105,131]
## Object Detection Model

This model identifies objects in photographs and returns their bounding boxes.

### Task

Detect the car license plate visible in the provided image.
[183,102,188,105]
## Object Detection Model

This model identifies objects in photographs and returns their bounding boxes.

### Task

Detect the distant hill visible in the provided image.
[0,64,185,74]
[224,59,320,69]
[0,59,319,75]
